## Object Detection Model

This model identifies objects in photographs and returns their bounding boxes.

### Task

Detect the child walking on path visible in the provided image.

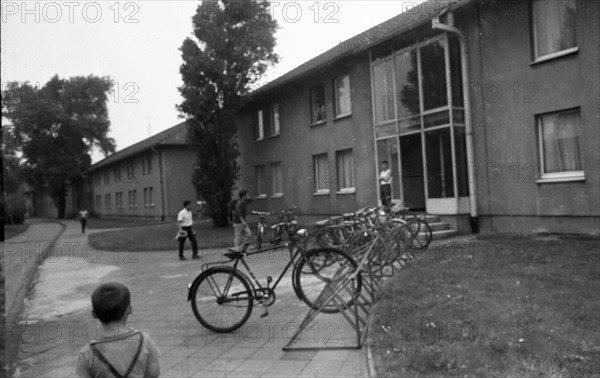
[75,282,161,378]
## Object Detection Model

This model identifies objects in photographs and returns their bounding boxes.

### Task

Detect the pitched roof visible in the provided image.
[89,121,188,171]
[251,0,470,97]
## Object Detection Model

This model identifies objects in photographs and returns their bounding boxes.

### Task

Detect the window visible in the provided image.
[128,190,137,208]
[271,163,283,197]
[113,166,121,182]
[116,192,123,208]
[104,193,111,209]
[336,150,355,192]
[95,195,101,208]
[143,188,148,206]
[127,161,136,179]
[537,108,584,181]
[313,154,330,194]
[334,75,351,117]
[94,174,100,186]
[146,154,152,174]
[103,170,110,185]
[310,85,326,125]
[373,59,395,124]
[255,110,265,141]
[143,187,154,207]
[532,0,577,60]
[271,103,280,135]
[148,187,153,206]
[256,165,267,197]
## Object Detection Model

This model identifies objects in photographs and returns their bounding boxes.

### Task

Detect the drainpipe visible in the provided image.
[432,11,479,233]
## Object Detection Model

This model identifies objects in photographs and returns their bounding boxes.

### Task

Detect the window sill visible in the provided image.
[530,47,579,66]
[313,190,330,196]
[270,193,283,199]
[310,121,327,128]
[254,138,265,143]
[254,194,267,200]
[268,133,280,139]
[333,113,352,121]
[336,188,356,195]
[536,173,585,184]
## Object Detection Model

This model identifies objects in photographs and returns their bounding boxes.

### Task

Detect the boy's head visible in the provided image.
[381,160,389,170]
[183,200,191,209]
[239,189,247,199]
[91,282,131,324]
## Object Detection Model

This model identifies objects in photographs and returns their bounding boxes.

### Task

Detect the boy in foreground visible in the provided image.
[76,282,160,378]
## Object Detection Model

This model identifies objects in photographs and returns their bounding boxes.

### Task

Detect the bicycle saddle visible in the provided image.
[315,219,329,227]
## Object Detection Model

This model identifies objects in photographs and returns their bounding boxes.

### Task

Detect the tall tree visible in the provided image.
[2,75,115,218]
[179,0,278,227]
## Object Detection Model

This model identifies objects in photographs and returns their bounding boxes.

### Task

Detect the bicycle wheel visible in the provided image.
[190,267,253,333]
[344,230,394,266]
[407,218,432,249]
[293,248,362,314]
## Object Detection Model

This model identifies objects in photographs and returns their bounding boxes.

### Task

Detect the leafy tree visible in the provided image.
[2,75,115,218]
[178,0,278,227]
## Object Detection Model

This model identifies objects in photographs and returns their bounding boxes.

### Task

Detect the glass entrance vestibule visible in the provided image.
[371,33,469,214]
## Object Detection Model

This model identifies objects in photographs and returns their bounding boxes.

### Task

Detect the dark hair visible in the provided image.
[239,189,247,198]
[183,200,191,207]
[91,282,131,324]
[381,160,389,165]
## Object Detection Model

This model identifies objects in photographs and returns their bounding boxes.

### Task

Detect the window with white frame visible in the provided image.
[271,103,280,135]
[532,0,577,60]
[143,188,148,206]
[256,165,267,197]
[334,75,351,117]
[313,153,330,193]
[336,149,355,192]
[271,163,283,197]
[255,110,265,141]
[373,59,395,124]
[537,108,584,180]
[310,85,326,125]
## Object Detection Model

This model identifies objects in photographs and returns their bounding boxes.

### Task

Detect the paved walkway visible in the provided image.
[13,220,372,377]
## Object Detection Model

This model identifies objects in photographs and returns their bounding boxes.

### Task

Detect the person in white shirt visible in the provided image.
[176,200,199,261]
[79,209,89,233]
[379,161,392,210]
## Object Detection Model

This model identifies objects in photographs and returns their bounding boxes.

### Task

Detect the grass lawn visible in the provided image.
[4,224,29,240]
[86,217,166,229]
[372,234,600,378]
[88,220,234,252]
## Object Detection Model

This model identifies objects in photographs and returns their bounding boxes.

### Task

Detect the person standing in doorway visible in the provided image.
[379,161,392,210]
[233,189,253,251]
[177,200,199,261]
[79,208,89,234]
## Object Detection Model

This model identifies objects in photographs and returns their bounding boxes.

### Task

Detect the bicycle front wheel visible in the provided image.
[293,248,361,314]
[190,267,253,333]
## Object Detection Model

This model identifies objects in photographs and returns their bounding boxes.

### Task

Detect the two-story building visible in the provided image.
[87,122,198,220]
[235,0,599,234]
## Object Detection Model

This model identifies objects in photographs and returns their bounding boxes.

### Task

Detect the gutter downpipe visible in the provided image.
[432,11,479,233]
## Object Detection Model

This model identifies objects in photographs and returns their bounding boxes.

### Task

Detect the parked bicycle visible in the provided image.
[187,222,361,333]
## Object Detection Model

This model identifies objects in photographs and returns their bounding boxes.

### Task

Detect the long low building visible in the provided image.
[86,122,198,220]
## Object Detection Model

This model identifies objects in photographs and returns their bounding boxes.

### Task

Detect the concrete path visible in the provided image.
[13,220,372,377]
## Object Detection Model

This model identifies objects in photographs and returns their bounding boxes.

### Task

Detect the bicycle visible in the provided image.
[187,224,362,333]
[389,205,433,249]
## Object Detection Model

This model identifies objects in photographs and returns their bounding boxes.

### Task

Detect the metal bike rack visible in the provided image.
[283,233,403,351]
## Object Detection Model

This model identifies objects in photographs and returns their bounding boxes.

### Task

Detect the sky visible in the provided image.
[2,0,425,163]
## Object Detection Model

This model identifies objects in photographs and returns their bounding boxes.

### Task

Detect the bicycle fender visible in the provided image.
[187,266,256,301]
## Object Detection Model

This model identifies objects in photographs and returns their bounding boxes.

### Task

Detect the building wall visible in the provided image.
[467,0,600,233]
[237,53,378,216]
[90,150,164,218]
[162,146,198,218]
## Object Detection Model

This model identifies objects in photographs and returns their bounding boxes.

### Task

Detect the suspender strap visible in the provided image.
[90,332,144,378]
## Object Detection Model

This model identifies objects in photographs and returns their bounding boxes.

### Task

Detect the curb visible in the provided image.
[2,221,66,378]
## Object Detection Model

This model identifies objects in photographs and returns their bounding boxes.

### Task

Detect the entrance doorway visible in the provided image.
[400,134,425,210]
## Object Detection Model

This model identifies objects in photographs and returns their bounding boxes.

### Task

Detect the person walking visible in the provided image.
[79,208,89,234]
[379,161,392,209]
[176,200,199,261]
[232,189,253,251]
